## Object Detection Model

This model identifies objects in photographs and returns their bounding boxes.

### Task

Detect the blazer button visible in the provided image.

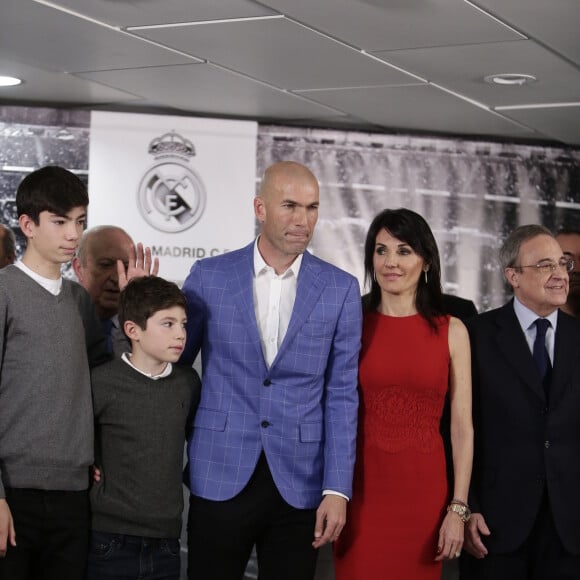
[263,379,272,387]
[544,440,551,448]
[261,420,271,428]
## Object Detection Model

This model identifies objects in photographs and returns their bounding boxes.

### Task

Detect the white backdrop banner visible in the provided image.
[89,111,258,284]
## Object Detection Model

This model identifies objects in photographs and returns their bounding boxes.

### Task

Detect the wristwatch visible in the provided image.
[447,502,471,523]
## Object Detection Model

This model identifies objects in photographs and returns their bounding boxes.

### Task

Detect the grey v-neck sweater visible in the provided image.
[90,358,200,538]
[0,265,108,496]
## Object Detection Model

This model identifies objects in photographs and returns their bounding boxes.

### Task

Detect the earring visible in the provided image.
[424,270,428,284]
[373,270,377,283]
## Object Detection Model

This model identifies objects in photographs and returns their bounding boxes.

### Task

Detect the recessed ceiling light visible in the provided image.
[0,75,22,87]
[484,73,537,86]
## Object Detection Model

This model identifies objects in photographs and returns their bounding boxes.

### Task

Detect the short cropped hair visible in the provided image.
[500,224,553,270]
[119,276,187,331]
[16,166,89,223]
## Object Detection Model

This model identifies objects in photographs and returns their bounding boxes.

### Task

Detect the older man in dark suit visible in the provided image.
[464,224,580,579]
[73,226,134,356]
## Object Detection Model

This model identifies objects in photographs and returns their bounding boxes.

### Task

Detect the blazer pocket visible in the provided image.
[300,422,324,443]
[301,318,336,338]
[193,408,227,432]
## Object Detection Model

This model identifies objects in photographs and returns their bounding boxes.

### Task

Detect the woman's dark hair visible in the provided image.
[363,208,444,330]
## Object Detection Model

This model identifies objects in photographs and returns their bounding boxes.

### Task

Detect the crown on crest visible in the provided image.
[148,131,195,158]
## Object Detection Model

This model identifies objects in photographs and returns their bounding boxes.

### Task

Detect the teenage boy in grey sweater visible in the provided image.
[88,276,201,580]
[0,166,109,580]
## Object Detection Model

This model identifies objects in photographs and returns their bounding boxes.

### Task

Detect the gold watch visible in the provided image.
[447,502,471,523]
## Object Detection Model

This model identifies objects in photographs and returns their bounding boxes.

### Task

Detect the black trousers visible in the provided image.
[187,453,318,580]
[0,488,90,580]
[461,493,580,580]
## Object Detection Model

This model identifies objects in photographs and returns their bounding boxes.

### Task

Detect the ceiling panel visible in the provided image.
[35,0,276,28]
[474,0,580,64]
[0,57,140,105]
[130,17,422,90]
[376,40,580,107]
[76,64,345,119]
[259,0,523,52]
[296,84,537,138]
[1,0,198,74]
[498,105,580,146]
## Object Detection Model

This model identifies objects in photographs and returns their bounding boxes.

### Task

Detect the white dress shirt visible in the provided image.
[253,239,302,368]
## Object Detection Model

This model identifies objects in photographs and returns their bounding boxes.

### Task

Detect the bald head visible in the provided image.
[258,161,319,201]
[73,225,134,320]
[254,161,320,273]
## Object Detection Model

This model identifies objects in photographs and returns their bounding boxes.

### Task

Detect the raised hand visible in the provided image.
[117,242,160,291]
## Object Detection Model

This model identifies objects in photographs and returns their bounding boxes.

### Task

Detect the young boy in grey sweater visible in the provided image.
[0,166,109,580]
[88,276,201,580]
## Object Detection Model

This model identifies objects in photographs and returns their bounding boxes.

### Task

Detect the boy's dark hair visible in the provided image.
[119,276,187,332]
[16,166,89,223]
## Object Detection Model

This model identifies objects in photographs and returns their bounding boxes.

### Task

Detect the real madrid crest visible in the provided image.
[137,131,206,233]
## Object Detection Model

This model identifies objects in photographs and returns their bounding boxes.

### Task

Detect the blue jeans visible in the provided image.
[86,531,180,580]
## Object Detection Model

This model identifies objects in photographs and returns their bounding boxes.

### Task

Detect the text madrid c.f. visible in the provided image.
[150,246,228,259]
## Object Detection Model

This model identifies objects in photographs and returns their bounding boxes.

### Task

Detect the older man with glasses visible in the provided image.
[463,224,580,580]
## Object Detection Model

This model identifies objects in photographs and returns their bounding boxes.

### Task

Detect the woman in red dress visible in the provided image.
[334,208,473,579]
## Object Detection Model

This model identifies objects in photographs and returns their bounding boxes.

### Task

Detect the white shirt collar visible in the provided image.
[121,352,173,380]
[513,296,559,332]
[253,237,303,279]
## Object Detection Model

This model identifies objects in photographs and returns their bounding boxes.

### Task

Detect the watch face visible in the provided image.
[449,503,470,522]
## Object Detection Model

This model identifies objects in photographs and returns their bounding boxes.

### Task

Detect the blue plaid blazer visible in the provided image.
[181,242,362,509]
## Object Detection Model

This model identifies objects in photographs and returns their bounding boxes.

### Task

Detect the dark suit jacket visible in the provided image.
[442,294,477,322]
[466,301,580,554]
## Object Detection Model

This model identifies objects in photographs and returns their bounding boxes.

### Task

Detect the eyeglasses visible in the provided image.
[514,258,575,274]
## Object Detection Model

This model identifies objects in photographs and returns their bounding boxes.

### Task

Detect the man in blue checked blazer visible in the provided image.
[181,161,362,580]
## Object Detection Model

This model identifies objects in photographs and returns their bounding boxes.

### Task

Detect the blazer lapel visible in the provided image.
[494,301,546,402]
[271,252,325,367]
[229,244,266,365]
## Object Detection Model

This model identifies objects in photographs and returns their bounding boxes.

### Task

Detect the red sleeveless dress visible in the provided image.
[335,312,450,580]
